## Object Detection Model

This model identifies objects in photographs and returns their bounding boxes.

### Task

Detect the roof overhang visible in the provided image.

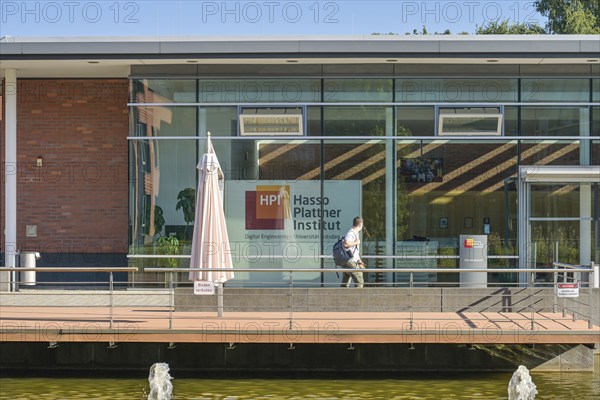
[1,35,599,78]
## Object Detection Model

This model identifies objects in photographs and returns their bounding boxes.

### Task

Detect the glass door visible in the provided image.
[518,166,600,284]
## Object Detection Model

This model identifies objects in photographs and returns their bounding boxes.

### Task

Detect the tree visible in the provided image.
[535,0,600,33]
[476,20,546,34]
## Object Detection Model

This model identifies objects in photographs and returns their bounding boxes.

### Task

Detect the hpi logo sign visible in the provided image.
[245,185,290,230]
[463,238,484,249]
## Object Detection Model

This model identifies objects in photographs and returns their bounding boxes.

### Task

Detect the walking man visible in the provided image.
[342,216,365,288]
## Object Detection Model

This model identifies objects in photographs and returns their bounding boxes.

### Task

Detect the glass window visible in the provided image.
[129,138,197,248]
[323,79,392,102]
[397,107,434,136]
[198,79,320,103]
[592,107,600,165]
[520,140,581,166]
[438,107,502,136]
[321,106,392,136]
[593,79,600,102]
[396,79,518,102]
[130,79,196,103]
[397,140,518,284]
[520,107,587,136]
[199,107,238,137]
[131,106,197,137]
[521,79,589,102]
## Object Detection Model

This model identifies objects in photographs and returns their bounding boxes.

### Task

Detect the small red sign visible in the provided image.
[464,238,474,248]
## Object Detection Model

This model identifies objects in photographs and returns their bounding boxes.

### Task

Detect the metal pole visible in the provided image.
[409,272,414,331]
[588,277,593,329]
[593,262,599,289]
[553,259,557,313]
[217,283,224,318]
[288,271,293,330]
[109,271,114,329]
[169,272,174,329]
[530,271,535,330]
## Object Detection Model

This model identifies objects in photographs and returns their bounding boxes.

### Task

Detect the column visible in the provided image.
[3,69,17,291]
[579,108,591,269]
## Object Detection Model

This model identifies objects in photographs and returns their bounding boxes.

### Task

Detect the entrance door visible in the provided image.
[518,166,600,283]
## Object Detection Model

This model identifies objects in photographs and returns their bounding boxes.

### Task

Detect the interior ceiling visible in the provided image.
[1,57,598,78]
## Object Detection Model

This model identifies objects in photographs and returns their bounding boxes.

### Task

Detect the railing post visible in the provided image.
[593,262,599,289]
[530,271,535,330]
[409,272,414,331]
[588,276,593,329]
[169,272,174,329]
[109,271,114,329]
[553,262,557,313]
[288,271,293,330]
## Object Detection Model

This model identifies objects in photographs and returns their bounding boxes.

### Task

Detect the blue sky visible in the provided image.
[1,1,546,37]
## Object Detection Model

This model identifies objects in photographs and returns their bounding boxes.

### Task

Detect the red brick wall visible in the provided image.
[1,79,129,255]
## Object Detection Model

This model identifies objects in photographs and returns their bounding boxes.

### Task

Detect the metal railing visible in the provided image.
[1,265,596,333]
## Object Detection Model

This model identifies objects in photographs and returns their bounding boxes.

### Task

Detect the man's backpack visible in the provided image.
[332,237,354,266]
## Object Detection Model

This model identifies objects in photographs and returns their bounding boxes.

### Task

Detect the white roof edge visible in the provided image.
[1,34,598,42]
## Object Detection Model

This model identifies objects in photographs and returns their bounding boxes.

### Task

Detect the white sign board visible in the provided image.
[556,282,579,298]
[193,281,215,295]
[225,180,361,284]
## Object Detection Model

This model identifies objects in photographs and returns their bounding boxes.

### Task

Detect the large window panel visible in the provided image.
[131,106,197,137]
[520,140,581,166]
[396,79,517,102]
[323,79,392,102]
[321,106,392,136]
[323,139,389,285]
[520,107,587,136]
[199,107,238,137]
[130,79,196,103]
[593,107,600,165]
[397,107,435,136]
[198,79,320,103]
[521,79,589,102]
[397,140,518,284]
[593,79,600,102]
[220,139,324,286]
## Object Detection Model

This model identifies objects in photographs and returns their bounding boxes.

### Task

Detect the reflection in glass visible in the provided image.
[520,107,586,136]
[198,79,320,103]
[520,140,580,166]
[396,79,518,102]
[397,107,434,136]
[130,79,196,103]
[521,78,589,102]
[322,106,391,136]
[323,79,392,102]
[131,106,197,137]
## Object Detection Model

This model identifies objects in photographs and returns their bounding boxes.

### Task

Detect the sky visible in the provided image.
[0,0,547,37]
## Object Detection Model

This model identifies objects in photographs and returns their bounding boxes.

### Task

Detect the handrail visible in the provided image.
[0,267,138,272]
[128,254,517,260]
[143,267,592,273]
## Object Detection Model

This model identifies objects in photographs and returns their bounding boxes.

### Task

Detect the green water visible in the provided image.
[1,359,599,400]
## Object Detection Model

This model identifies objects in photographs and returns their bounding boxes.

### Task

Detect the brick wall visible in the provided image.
[1,79,129,257]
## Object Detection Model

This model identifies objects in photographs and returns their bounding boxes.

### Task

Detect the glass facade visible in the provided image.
[129,76,599,287]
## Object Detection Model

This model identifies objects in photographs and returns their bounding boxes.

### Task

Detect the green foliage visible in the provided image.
[531,225,579,266]
[155,235,180,268]
[438,246,457,268]
[476,19,546,34]
[535,0,600,33]
[144,205,165,236]
[488,232,516,267]
[176,187,196,235]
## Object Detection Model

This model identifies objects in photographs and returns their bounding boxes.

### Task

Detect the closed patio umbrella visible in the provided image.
[189,133,234,316]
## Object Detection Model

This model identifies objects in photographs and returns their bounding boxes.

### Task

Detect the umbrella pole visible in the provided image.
[217,282,224,317]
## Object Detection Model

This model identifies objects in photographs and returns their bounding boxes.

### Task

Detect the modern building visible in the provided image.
[1,35,599,287]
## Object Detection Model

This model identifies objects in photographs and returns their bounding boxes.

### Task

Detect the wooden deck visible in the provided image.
[1,306,598,345]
